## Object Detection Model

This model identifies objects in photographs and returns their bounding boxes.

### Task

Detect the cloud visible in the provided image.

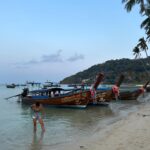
[14,50,85,69]
[26,59,39,65]
[41,49,63,63]
[14,64,29,69]
[67,53,84,62]
[14,50,63,68]
[14,59,39,69]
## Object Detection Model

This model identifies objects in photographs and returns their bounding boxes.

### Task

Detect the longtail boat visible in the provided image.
[94,74,125,103]
[118,81,149,100]
[20,73,104,108]
[21,88,90,108]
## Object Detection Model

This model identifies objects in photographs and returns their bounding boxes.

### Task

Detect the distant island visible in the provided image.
[60,57,150,84]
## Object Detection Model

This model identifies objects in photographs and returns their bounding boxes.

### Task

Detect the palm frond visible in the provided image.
[122,0,145,12]
[141,17,150,29]
[124,0,137,12]
[138,37,148,50]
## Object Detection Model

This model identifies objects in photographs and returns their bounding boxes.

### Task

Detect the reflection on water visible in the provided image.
[0,85,149,150]
[30,131,45,150]
[19,103,114,143]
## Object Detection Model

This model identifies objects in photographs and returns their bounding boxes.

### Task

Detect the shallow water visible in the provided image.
[0,85,148,150]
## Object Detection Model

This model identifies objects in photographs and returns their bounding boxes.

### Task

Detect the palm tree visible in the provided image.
[133,46,141,58]
[122,0,150,40]
[133,45,150,76]
[122,0,146,14]
[141,3,150,40]
[122,0,150,56]
[141,17,150,40]
[137,37,148,57]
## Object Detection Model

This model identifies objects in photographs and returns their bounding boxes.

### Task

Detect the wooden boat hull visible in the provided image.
[96,90,143,101]
[88,90,114,105]
[118,90,142,100]
[89,74,125,103]
[118,81,149,100]
[96,86,145,101]
[96,90,114,102]
[21,91,91,108]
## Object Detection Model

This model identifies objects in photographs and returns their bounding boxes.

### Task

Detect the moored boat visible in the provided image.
[20,73,104,108]
[21,73,104,108]
[93,74,125,103]
[7,73,114,107]
[118,81,149,100]
[21,88,91,108]
[6,84,16,88]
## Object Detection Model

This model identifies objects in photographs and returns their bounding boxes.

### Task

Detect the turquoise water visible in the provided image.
[0,85,143,150]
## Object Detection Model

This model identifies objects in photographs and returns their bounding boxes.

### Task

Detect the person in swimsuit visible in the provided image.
[31,102,45,132]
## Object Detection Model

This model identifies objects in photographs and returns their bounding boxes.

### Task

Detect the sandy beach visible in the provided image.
[51,102,150,150]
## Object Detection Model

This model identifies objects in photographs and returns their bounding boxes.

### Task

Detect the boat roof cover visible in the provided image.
[30,87,82,93]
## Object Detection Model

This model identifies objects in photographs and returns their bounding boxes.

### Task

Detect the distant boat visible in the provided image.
[68,84,78,88]
[43,81,60,88]
[6,84,16,88]
[26,81,41,86]
[19,84,27,86]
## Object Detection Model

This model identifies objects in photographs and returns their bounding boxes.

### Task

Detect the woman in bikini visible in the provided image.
[31,102,45,132]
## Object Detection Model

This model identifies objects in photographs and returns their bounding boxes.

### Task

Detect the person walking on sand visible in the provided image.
[31,102,45,132]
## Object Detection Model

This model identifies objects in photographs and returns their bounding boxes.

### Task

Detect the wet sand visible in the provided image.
[50,103,150,150]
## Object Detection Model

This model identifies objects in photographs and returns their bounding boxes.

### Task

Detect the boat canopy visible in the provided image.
[30,87,82,94]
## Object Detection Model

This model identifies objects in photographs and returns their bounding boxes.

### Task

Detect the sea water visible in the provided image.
[0,85,148,150]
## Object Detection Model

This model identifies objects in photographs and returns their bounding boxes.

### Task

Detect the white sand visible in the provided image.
[50,103,150,150]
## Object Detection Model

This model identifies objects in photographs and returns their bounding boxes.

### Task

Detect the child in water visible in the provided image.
[31,102,45,132]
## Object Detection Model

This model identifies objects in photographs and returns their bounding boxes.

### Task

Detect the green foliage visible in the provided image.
[122,0,150,44]
[60,57,150,84]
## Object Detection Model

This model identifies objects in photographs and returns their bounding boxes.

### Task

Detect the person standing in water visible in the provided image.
[31,102,45,132]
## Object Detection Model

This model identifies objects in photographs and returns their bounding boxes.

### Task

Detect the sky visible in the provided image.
[0,0,147,83]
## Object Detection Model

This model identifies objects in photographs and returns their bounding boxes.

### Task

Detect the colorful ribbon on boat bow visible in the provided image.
[139,87,145,94]
[112,85,119,99]
[90,88,96,99]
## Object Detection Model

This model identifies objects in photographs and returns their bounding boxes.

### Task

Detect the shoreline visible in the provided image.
[50,102,150,150]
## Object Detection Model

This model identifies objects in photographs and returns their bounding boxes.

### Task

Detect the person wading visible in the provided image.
[31,102,45,132]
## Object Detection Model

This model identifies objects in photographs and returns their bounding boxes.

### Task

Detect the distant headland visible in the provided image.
[60,57,150,84]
